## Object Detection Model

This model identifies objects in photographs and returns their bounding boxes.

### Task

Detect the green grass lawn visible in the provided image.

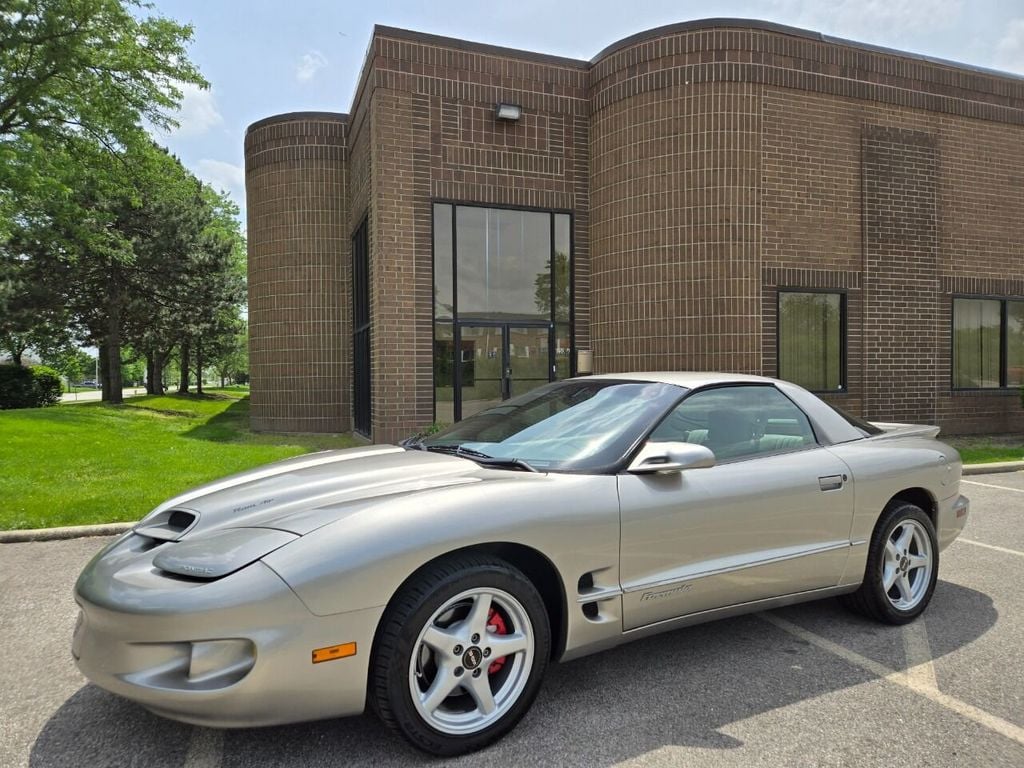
[0,390,358,530]
[946,435,1024,465]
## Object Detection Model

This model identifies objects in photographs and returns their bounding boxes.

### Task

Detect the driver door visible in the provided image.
[618,385,855,630]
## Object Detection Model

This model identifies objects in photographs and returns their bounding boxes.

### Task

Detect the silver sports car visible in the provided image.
[73,372,969,755]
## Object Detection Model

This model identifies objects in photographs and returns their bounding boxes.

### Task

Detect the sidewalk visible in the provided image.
[60,387,147,403]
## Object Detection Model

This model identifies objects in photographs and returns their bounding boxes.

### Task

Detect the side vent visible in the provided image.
[576,567,621,623]
[135,509,199,541]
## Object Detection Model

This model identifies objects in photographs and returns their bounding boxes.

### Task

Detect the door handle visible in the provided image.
[819,474,845,491]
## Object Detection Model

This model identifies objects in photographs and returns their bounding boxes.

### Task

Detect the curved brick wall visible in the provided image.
[589,47,762,373]
[245,112,350,432]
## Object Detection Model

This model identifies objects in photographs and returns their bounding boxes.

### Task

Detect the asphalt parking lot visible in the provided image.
[2,473,1022,768]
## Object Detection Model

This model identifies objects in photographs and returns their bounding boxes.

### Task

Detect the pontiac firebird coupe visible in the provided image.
[73,372,969,755]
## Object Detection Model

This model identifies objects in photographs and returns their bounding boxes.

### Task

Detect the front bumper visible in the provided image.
[73,533,383,727]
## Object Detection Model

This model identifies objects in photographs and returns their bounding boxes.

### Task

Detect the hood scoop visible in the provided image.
[153,527,297,580]
[135,509,199,541]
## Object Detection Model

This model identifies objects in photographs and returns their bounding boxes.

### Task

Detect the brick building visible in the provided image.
[244,18,1024,441]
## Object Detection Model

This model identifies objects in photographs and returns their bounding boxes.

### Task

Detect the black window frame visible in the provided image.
[775,287,848,394]
[951,294,1024,391]
[431,200,575,423]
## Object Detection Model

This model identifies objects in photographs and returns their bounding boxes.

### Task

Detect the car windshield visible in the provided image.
[417,379,685,472]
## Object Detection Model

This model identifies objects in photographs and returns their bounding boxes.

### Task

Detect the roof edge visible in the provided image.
[246,111,349,135]
[589,17,1024,82]
[373,24,589,69]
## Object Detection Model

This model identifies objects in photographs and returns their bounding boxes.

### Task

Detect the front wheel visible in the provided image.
[370,555,550,756]
[842,501,938,624]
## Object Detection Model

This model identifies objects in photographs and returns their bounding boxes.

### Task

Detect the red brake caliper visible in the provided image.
[486,607,508,674]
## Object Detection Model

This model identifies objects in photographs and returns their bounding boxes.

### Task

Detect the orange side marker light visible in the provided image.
[312,642,357,664]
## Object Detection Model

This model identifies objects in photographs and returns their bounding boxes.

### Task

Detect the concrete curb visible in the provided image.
[1,461,1020,542]
[963,461,1024,475]
[0,522,133,543]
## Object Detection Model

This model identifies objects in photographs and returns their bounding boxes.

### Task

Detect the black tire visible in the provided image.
[370,554,550,756]
[841,501,939,624]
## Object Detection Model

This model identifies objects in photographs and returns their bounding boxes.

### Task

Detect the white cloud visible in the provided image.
[169,82,224,137]
[770,0,964,43]
[196,159,245,203]
[994,18,1024,74]
[296,50,328,82]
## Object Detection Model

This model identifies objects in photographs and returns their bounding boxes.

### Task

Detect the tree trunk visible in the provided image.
[145,351,158,395]
[98,342,109,398]
[195,337,204,395]
[178,338,190,394]
[105,303,124,405]
[145,349,168,395]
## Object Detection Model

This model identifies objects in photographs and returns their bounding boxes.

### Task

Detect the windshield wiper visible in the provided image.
[422,444,539,473]
[456,447,539,473]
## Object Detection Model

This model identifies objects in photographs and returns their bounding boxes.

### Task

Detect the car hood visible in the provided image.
[134,445,490,539]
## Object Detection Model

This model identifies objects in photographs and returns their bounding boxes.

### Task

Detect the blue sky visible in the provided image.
[151,0,1024,223]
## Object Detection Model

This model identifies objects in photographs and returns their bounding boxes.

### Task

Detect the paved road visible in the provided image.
[2,474,1022,768]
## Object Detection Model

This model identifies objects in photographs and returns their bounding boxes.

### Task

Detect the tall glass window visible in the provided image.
[778,291,845,392]
[952,297,1024,390]
[1008,301,1024,387]
[953,298,1001,389]
[433,204,573,423]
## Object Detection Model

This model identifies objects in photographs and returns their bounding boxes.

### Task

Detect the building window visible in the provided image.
[352,217,371,435]
[433,203,572,423]
[777,291,845,392]
[952,297,1024,389]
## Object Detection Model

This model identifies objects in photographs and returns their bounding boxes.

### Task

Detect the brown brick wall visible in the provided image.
[590,81,762,374]
[861,126,940,423]
[353,31,591,443]
[246,20,1024,437]
[244,113,350,432]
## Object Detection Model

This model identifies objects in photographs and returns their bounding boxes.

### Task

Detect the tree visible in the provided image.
[0,1,207,396]
[40,346,92,385]
[0,0,205,145]
[533,251,571,321]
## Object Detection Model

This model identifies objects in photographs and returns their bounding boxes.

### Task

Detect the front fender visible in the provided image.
[261,473,620,619]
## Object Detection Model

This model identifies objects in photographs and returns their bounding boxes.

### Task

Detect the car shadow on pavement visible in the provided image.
[30,581,995,768]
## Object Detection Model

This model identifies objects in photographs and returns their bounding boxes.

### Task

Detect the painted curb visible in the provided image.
[963,461,1024,475]
[0,522,133,543]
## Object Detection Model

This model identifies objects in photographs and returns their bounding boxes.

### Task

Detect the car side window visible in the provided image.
[649,385,817,460]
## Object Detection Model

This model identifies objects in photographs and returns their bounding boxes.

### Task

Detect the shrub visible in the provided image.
[31,365,64,407]
[0,364,63,409]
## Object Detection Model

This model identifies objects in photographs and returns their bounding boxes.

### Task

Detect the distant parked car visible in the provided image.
[79,380,97,387]
[72,372,969,755]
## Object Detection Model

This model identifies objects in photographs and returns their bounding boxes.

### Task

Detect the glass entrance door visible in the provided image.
[456,324,553,420]
[507,326,552,399]
[458,326,505,420]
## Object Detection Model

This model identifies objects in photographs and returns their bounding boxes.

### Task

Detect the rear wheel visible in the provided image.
[842,501,938,624]
[371,555,550,756]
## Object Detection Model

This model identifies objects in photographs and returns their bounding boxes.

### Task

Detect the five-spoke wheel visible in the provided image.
[842,501,939,624]
[372,555,550,756]
[881,518,933,611]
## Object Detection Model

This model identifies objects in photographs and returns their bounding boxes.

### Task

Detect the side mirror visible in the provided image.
[627,441,716,474]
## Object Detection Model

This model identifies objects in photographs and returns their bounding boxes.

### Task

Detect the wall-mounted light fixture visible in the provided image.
[495,103,522,121]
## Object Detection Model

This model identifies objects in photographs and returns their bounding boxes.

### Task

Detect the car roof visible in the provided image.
[584,371,779,389]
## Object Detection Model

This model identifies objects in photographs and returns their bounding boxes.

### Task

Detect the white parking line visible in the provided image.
[760,613,1024,747]
[957,538,1024,558]
[902,618,938,691]
[183,728,223,768]
[962,479,1024,493]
